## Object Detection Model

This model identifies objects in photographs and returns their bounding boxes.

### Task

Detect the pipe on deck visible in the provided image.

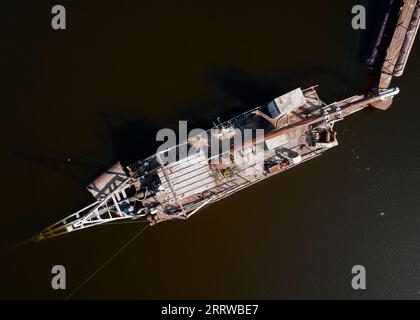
[394,2,420,76]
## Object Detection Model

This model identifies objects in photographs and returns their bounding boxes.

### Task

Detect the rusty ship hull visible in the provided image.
[34,0,418,240]
[34,86,399,240]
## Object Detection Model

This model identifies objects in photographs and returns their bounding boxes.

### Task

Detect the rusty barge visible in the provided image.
[34,0,419,240]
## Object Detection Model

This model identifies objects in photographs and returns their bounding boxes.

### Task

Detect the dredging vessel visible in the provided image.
[34,0,419,240]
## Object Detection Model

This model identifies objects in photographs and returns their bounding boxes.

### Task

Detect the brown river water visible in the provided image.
[0,0,419,299]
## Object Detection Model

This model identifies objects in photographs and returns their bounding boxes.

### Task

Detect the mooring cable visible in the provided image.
[65,224,150,299]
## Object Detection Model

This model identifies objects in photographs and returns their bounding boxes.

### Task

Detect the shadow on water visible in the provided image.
[102,61,373,142]
[101,112,162,166]
[174,63,366,131]
[4,52,374,251]
[2,0,393,249]
[14,111,164,181]
[356,0,403,90]
[357,0,390,65]
[6,149,104,249]
[3,113,162,249]
[13,148,108,186]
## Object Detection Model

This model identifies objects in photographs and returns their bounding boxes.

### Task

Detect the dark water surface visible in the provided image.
[0,0,419,299]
